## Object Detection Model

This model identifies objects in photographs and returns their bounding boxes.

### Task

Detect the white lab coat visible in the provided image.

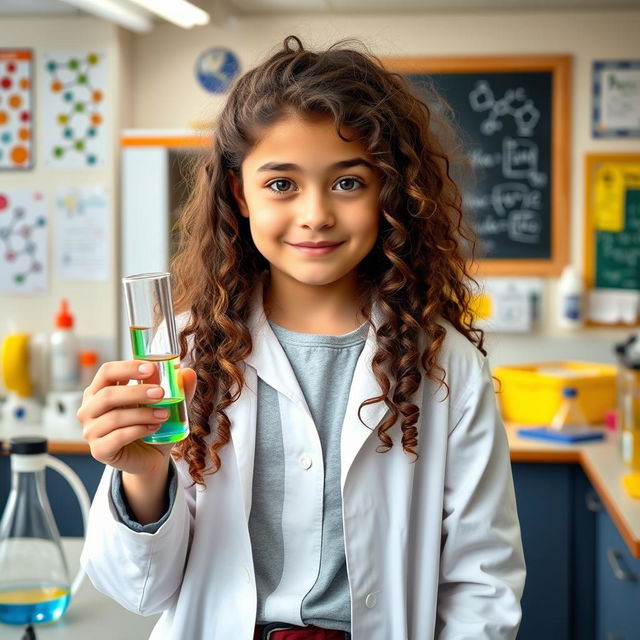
[81,299,525,640]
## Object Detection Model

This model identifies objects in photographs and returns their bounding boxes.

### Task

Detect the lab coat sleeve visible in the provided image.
[80,458,194,616]
[436,357,526,639]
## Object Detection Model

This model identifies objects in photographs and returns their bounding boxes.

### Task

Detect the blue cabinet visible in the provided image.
[512,463,596,640]
[0,452,105,537]
[596,509,640,640]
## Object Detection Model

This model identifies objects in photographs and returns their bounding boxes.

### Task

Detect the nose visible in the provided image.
[296,188,335,230]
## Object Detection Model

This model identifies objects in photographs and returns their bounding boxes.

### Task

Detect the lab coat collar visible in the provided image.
[232,280,390,507]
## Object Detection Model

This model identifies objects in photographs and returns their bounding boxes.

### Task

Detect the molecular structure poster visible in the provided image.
[0,189,48,294]
[42,51,107,168]
[0,50,33,170]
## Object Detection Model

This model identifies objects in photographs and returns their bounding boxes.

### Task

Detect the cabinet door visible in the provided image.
[596,509,640,640]
[512,463,573,640]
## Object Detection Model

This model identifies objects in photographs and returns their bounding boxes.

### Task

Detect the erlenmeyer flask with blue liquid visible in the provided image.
[0,437,90,626]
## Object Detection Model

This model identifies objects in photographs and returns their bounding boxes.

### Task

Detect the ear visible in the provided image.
[228,171,250,218]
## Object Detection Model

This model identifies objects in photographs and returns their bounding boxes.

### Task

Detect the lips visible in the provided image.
[287,241,344,256]
[289,241,343,248]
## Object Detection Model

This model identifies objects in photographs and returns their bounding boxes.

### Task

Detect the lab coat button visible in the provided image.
[299,454,312,470]
[365,592,377,608]
[244,567,252,584]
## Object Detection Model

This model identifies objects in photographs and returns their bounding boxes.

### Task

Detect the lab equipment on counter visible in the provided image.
[618,334,640,471]
[0,437,90,627]
[550,387,588,431]
[493,361,617,426]
[557,265,584,330]
[0,334,48,425]
[518,385,606,443]
[122,272,189,444]
[79,350,99,389]
[49,299,80,393]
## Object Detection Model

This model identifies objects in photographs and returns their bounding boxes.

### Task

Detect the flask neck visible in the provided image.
[1,466,60,544]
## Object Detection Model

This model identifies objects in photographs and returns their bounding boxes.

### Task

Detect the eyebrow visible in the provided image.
[257,157,374,172]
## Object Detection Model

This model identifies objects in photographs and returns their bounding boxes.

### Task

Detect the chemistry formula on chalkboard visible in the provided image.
[408,72,553,261]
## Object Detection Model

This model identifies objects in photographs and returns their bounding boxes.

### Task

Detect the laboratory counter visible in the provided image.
[1,419,639,557]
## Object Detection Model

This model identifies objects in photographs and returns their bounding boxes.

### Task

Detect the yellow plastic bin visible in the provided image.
[493,361,617,426]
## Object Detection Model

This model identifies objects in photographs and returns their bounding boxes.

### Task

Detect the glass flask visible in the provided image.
[0,437,90,626]
[550,386,589,431]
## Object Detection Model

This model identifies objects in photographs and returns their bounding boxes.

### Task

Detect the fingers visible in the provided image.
[88,424,163,465]
[83,406,168,442]
[77,381,165,422]
[86,360,159,396]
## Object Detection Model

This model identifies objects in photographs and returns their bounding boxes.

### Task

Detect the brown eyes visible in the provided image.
[266,177,364,195]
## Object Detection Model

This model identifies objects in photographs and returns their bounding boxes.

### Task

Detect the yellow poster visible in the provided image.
[593,163,640,232]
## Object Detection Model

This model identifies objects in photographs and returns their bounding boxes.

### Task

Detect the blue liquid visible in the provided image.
[0,586,70,626]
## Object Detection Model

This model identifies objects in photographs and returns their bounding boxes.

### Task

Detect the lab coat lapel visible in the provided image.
[225,365,257,522]
[229,285,312,522]
[340,306,389,490]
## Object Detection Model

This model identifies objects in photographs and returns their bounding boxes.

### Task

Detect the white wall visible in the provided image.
[0,17,132,377]
[129,8,640,364]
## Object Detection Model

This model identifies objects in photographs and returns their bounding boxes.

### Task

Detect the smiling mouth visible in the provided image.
[287,241,344,256]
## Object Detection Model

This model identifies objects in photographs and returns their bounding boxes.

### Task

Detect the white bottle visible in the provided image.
[557,265,584,330]
[50,299,80,392]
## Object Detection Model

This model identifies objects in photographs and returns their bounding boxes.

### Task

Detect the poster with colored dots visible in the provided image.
[0,190,48,294]
[43,51,107,168]
[0,50,33,170]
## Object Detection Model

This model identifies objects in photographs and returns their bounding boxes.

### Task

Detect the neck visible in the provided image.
[263,270,368,335]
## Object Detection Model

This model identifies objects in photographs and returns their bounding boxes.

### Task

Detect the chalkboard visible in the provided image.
[384,56,571,276]
[585,154,640,292]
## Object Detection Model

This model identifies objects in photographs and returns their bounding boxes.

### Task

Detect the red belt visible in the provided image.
[254,623,350,639]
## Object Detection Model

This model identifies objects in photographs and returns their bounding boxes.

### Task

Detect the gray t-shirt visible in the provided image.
[249,321,367,631]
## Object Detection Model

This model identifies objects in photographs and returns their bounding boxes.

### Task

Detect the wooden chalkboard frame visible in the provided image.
[383,55,571,276]
[584,152,640,291]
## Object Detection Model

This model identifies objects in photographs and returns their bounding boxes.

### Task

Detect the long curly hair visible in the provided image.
[171,35,485,485]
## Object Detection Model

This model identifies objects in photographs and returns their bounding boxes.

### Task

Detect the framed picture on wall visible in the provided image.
[592,60,640,138]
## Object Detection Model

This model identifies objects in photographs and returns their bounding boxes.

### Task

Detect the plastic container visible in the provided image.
[493,361,617,425]
[79,350,99,389]
[557,265,584,330]
[49,300,80,392]
[550,386,589,431]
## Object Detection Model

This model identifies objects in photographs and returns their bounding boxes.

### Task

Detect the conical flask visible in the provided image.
[0,437,90,626]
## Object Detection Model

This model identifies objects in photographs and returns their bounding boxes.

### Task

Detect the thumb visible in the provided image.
[179,367,197,405]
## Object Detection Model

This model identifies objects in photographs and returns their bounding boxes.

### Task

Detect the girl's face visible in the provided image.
[232,114,381,292]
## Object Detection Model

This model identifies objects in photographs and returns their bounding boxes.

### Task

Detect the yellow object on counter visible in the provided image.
[623,473,640,498]
[493,361,617,426]
[0,333,32,397]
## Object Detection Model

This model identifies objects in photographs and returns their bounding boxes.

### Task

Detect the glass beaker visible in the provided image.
[122,272,189,444]
[621,365,640,470]
[0,437,90,626]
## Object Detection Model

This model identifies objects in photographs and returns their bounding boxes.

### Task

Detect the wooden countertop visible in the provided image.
[2,420,640,557]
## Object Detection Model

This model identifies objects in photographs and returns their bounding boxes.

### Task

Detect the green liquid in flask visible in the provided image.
[130,327,189,444]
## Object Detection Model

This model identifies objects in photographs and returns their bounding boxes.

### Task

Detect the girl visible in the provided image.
[78,36,525,640]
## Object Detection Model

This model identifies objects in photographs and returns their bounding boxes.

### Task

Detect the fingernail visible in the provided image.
[153,409,169,419]
[147,387,164,398]
[139,363,154,375]
[147,424,160,430]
